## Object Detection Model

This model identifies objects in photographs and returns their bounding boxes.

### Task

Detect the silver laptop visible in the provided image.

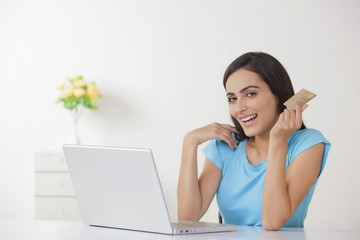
[63,144,236,235]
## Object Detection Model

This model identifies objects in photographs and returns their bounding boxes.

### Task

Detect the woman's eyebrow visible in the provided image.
[226,85,260,96]
[240,85,260,93]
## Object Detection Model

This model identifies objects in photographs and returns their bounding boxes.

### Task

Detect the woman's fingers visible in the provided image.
[201,123,237,150]
[283,102,308,129]
[220,124,239,134]
[271,103,308,140]
[294,104,301,126]
[218,131,237,150]
[301,104,309,111]
[283,109,290,126]
[189,122,238,148]
[295,102,308,126]
[216,124,237,149]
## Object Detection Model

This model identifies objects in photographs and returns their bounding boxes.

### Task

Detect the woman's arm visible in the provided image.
[177,123,237,221]
[262,140,324,230]
[262,104,325,230]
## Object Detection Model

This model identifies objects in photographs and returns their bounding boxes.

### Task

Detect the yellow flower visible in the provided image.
[73,88,86,98]
[57,83,65,90]
[87,84,99,100]
[69,75,83,81]
[59,88,73,99]
[73,79,86,88]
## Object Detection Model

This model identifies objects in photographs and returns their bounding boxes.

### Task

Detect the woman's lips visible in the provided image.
[240,114,257,127]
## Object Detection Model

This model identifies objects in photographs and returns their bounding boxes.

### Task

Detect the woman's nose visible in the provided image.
[232,100,246,116]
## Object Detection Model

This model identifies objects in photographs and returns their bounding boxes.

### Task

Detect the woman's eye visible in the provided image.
[246,92,257,97]
[227,97,236,103]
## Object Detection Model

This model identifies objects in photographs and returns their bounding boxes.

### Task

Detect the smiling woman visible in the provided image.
[177,52,331,230]
[226,70,279,142]
[223,53,306,143]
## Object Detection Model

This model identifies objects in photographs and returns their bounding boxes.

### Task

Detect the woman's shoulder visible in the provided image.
[287,128,331,157]
[207,132,246,152]
[203,134,245,170]
[286,129,331,174]
[289,128,329,144]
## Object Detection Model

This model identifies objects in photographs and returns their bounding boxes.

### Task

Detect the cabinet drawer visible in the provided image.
[35,197,82,220]
[35,151,68,172]
[35,173,76,196]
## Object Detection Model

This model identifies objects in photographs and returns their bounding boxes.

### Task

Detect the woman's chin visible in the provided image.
[243,127,263,138]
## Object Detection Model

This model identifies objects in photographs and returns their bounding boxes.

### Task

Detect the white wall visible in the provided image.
[0,0,359,231]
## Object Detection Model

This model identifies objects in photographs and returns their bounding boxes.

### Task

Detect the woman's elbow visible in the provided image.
[262,209,293,230]
[262,223,282,231]
[262,218,286,231]
[178,211,201,222]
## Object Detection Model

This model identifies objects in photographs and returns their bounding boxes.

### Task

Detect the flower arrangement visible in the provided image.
[56,75,101,110]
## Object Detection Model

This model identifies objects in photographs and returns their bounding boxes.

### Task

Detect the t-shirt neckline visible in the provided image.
[242,139,267,171]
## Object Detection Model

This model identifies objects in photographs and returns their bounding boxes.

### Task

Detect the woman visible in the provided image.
[177,52,331,230]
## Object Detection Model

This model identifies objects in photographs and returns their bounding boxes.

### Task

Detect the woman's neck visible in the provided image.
[246,133,271,165]
[248,132,270,154]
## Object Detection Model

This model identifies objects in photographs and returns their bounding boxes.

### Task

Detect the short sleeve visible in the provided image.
[287,129,331,176]
[203,139,226,170]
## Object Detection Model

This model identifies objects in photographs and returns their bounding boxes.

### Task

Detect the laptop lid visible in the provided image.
[63,144,174,234]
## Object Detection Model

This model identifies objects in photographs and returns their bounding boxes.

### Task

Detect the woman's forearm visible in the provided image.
[177,134,202,220]
[177,123,237,220]
[262,139,292,230]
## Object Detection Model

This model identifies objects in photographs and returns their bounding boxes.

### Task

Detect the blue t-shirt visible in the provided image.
[203,128,331,227]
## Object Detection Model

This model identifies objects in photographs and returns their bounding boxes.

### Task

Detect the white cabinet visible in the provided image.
[34,151,81,220]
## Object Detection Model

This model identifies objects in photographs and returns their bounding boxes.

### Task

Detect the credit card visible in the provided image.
[283,89,316,110]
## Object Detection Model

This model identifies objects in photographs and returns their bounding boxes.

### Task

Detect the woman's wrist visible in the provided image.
[269,136,287,145]
[269,130,292,144]
[268,137,288,155]
[183,132,200,148]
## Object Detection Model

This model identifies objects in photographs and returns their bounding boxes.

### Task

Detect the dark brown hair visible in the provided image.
[223,52,306,142]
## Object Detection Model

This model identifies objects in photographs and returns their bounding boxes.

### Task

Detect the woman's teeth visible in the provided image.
[241,114,257,122]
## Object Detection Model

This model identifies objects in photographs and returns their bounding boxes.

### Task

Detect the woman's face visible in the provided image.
[225,68,279,139]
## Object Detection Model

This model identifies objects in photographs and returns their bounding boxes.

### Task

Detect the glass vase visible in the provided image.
[68,106,83,144]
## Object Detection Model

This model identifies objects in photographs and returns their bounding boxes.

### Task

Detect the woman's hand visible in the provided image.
[270,103,308,142]
[185,123,239,150]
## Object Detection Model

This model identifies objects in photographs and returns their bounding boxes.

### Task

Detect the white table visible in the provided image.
[1,220,359,240]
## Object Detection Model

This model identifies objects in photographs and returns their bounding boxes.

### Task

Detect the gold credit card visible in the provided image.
[283,89,316,110]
